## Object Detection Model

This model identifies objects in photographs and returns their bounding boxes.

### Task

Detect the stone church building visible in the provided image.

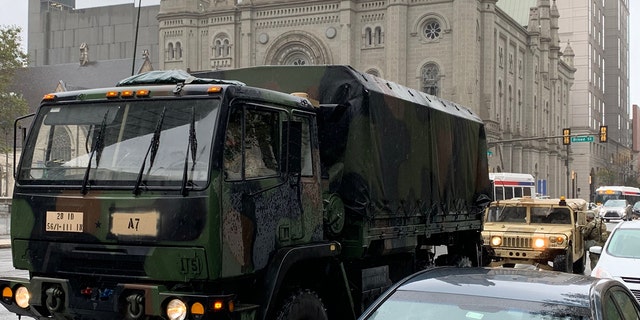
[15,0,575,197]
[157,0,575,196]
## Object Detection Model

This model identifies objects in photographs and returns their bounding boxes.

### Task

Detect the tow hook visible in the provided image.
[45,287,64,312]
[125,293,145,319]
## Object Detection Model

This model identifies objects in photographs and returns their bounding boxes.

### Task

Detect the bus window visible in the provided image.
[495,187,505,201]
[514,188,523,198]
[505,187,513,200]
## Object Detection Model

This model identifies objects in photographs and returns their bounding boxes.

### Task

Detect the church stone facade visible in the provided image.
[158,0,575,197]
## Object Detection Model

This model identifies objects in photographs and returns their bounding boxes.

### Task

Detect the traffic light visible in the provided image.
[562,128,571,145]
[599,125,608,143]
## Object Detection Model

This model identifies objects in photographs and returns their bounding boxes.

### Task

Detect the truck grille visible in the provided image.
[503,236,531,248]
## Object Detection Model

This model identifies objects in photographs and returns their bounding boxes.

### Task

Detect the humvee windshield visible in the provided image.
[19,99,220,189]
[486,206,571,224]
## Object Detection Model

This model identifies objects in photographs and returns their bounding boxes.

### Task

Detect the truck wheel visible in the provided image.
[572,252,586,274]
[553,249,573,273]
[275,289,328,320]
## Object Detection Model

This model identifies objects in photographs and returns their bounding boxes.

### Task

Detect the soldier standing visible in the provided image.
[582,211,608,269]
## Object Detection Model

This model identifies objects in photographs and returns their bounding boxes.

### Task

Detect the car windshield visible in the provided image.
[18,99,220,188]
[606,229,640,258]
[604,200,627,208]
[364,291,590,320]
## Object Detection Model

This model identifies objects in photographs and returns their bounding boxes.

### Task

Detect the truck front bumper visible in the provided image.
[0,277,253,320]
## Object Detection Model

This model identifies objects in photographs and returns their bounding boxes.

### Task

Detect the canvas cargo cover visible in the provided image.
[195,65,490,221]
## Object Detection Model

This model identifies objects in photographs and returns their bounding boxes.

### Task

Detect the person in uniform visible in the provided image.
[582,211,608,269]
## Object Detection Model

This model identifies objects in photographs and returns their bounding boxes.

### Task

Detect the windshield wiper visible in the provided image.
[81,111,109,195]
[133,107,166,195]
[181,107,198,196]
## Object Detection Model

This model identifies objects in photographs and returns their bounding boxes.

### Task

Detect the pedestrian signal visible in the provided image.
[599,125,607,143]
[562,128,571,145]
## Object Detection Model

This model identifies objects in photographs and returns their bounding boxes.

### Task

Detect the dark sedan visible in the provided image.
[359,267,640,320]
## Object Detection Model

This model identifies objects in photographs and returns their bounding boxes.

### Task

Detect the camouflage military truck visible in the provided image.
[482,196,589,273]
[0,66,490,320]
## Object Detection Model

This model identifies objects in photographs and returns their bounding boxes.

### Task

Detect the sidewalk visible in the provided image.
[0,235,9,249]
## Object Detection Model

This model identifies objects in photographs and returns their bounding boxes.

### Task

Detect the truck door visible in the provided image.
[220,104,313,274]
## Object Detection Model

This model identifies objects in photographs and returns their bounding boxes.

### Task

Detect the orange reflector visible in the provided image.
[121,90,134,98]
[207,86,222,93]
[136,89,150,97]
[228,300,235,312]
[42,93,56,101]
[2,287,12,299]
[106,91,119,98]
[191,302,205,315]
[213,301,223,311]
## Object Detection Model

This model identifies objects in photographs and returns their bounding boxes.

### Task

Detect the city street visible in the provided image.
[0,220,618,319]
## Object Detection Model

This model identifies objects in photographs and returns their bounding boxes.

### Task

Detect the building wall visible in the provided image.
[28,0,160,68]
[557,0,631,200]
[22,0,587,198]
[155,0,575,196]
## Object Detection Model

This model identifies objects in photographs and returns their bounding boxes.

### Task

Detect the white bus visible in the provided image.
[489,172,536,201]
[593,186,640,206]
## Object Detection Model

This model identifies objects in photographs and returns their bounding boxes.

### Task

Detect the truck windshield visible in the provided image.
[19,99,220,189]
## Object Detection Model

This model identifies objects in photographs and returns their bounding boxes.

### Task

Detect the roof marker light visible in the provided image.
[42,93,56,101]
[121,90,135,98]
[136,89,150,97]
[207,86,222,94]
[106,91,119,98]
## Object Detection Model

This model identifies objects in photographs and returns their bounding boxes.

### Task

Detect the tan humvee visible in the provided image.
[482,196,590,273]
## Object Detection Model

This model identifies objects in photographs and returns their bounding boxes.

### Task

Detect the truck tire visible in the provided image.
[572,252,585,274]
[275,289,328,320]
[552,249,573,273]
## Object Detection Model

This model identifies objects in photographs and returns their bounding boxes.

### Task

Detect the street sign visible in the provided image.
[570,136,594,143]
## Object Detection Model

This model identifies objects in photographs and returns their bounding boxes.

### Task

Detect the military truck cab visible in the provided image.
[482,196,589,273]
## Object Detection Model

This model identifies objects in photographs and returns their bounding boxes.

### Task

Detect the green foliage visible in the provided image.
[0,26,28,92]
[0,26,29,154]
[594,168,618,186]
[0,92,29,151]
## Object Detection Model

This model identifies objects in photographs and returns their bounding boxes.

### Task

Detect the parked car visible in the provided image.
[632,201,640,219]
[358,267,640,320]
[591,219,640,303]
[599,199,631,221]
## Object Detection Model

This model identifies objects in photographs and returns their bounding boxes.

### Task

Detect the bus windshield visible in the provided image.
[19,99,220,189]
[594,186,640,206]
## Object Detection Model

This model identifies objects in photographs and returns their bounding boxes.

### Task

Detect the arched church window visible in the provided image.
[421,63,440,96]
[374,26,383,45]
[175,42,182,59]
[168,42,174,60]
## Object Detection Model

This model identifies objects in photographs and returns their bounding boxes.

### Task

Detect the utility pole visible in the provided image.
[566,144,570,197]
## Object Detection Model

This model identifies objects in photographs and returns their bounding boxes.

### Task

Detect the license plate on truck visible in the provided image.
[46,211,84,232]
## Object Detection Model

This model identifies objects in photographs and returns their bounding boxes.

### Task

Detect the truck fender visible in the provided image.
[260,242,348,320]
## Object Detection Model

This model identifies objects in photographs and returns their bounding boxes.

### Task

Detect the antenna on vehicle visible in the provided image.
[131,0,142,76]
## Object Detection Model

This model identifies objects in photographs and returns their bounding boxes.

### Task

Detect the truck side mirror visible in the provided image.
[285,121,302,175]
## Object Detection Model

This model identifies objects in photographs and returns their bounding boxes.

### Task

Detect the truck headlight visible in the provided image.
[549,236,565,245]
[15,286,30,309]
[533,238,546,248]
[491,236,502,246]
[166,299,187,320]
